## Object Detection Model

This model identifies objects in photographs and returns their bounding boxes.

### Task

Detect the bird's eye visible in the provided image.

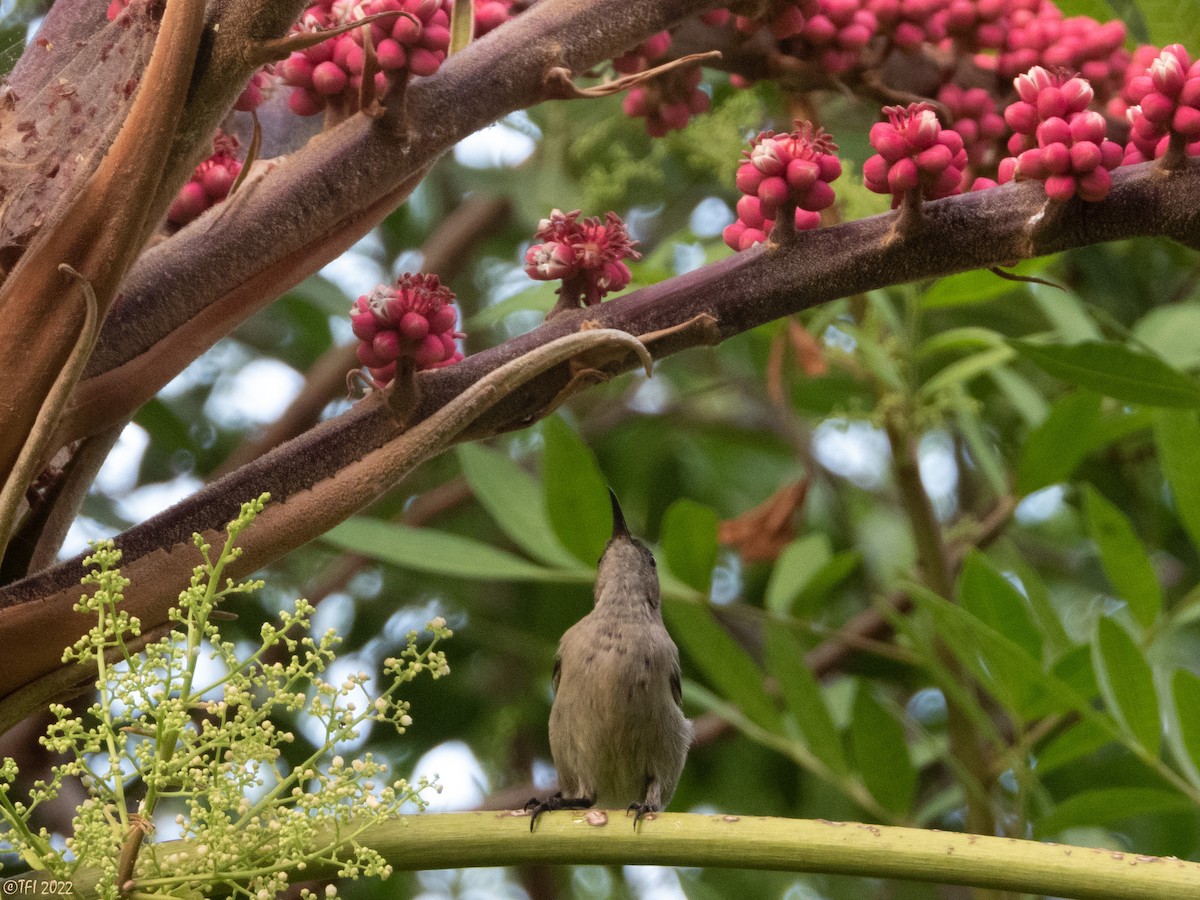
[648,553,657,568]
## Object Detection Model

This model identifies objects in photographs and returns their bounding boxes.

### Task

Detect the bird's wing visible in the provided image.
[670,658,683,709]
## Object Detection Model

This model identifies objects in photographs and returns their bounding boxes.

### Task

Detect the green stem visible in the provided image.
[46,812,1200,900]
[883,408,1005,900]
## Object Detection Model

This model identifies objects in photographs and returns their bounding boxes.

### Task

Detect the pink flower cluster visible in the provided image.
[863,103,966,206]
[1124,45,1200,163]
[167,134,243,227]
[868,0,947,50]
[781,0,877,74]
[524,210,641,307]
[703,1,819,41]
[475,0,519,36]
[280,0,451,117]
[1000,67,1122,201]
[938,83,1005,172]
[724,123,841,250]
[350,273,464,384]
[942,0,1009,51]
[613,32,710,136]
[995,4,1128,99]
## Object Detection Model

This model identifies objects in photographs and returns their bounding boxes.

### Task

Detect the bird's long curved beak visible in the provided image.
[609,488,630,539]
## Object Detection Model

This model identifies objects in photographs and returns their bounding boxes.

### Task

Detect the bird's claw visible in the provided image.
[626,801,659,829]
[525,792,594,832]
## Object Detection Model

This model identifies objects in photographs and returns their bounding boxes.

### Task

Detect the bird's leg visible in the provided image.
[524,791,595,832]
[627,777,664,829]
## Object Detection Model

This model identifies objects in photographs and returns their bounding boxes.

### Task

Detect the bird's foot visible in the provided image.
[524,792,594,832]
[626,801,659,829]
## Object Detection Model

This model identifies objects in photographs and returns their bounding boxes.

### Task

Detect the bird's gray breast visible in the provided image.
[549,611,690,808]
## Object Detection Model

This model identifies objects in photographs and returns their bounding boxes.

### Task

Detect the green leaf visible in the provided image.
[764,535,833,616]
[792,551,861,618]
[1092,617,1161,756]
[989,366,1050,427]
[1007,557,1072,654]
[1035,788,1194,839]
[1082,485,1162,628]
[958,552,1042,663]
[849,687,916,815]
[323,518,584,583]
[1035,717,1113,773]
[1155,410,1200,554]
[955,402,1009,498]
[766,628,849,775]
[921,268,1031,309]
[1134,302,1200,371]
[1017,391,1102,495]
[456,444,583,570]
[664,602,781,732]
[1010,340,1200,408]
[919,345,1016,398]
[910,584,1081,723]
[542,416,612,566]
[660,499,719,594]
[1169,668,1200,783]
[1138,0,1199,51]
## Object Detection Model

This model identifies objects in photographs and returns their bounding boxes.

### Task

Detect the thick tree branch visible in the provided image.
[60,0,724,443]
[33,812,1200,900]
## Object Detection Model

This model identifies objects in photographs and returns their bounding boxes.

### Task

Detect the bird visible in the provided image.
[527,489,692,831]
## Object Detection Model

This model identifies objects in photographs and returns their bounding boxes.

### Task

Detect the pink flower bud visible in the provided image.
[415,334,447,367]
[800,180,836,211]
[1005,101,1039,135]
[1140,92,1174,125]
[736,163,766,195]
[786,158,820,191]
[351,310,379,341]
[1069,141,1101,172]
[376,39,407,70]
[1151,50,1187,97]
[1068,111,1106,144]
[399,312,429,342]
[869,122,909,161]
[1041,142,1071,175]
[288,88,323,117]
[428,305,458,334]
[887,158,920,193]
[1044,174,1078,201]
[409,47,444,76]
[736,195,767,229]
[311,61,348,96]
[1036,117,1072,147]
[167,182,209,226]
[751,139,787,175]
[757,176,789,214]
[373,330,401,362]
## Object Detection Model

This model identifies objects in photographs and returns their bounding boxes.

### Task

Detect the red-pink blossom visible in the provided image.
[350,273,464,385]
[167,133,243,227]
[524,210,642,307]
[725,122,840,249]
[863,103,966,206]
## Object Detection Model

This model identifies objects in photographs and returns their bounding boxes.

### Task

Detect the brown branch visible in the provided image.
[62,0,727,443]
